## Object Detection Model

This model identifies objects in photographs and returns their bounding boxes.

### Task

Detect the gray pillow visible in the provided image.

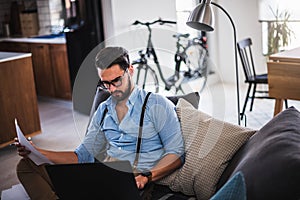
[166,92,200,109]
[218,106,300,200]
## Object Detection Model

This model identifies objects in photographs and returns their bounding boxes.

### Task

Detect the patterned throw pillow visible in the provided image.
[210,172,246,200]
[157,99,256,199]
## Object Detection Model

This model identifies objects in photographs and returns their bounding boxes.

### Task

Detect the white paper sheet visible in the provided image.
[1,184,30,200]
[15,119,53,165]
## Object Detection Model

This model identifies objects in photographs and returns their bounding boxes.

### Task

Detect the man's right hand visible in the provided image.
[14,137,31,158]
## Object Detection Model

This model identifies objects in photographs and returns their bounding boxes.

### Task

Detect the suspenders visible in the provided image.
[133,92,152,170]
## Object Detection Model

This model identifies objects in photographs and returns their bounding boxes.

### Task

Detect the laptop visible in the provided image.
[45,160,142,200]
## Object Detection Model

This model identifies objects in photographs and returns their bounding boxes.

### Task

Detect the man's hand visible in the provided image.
[14,137,32,158]
[14,137,78,164]
[135,174,149,189]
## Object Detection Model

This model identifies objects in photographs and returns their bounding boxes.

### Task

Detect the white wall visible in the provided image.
[101,0,264,85]
[102,0,177,38]
[100,0,179,80]
[212,0,264,84]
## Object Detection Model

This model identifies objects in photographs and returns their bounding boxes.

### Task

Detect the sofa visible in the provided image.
[89,87,300,200]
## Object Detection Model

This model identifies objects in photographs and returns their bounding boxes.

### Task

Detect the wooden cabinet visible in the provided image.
[30,43,56,97]
[0,53,41,148]
[49,44,72,99]
[0,41,71,100]
[0,41,30,52]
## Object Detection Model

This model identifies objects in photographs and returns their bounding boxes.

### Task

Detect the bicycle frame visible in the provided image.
[134,51,159,92]
[132,19,209,94]
[144,24,172,89]
[173,34,189,77]
[139,24,188,93]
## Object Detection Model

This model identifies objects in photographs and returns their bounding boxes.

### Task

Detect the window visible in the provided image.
[259,0,300,55]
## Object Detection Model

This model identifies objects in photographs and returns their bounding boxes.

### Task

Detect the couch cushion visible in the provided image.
[211,172,246,200]
[90,88,200,115]
[167,92,200,109]
[217,106,300,200]
[156,99,256,199]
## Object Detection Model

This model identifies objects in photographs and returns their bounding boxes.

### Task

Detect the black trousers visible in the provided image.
[141,183,196,200]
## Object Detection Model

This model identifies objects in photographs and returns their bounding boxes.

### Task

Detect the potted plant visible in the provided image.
[267,6,294,56]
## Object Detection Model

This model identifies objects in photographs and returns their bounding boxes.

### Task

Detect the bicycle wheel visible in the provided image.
[185,43,209,93]
[133,63,159,93]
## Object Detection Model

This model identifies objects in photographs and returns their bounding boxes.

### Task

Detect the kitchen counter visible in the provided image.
[0,40,71,100]
[0,36,66,44]
[0,51,32,63]
[0,51,41,148]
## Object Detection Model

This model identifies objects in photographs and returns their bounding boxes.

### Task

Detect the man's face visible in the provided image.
[98,64,133,102]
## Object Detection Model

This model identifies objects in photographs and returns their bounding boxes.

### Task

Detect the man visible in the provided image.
[16,46,185,200]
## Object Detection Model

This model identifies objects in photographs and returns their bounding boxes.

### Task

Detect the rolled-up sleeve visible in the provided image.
[75,143,95,163]
[150,95,185,163]
[74,104,107,163]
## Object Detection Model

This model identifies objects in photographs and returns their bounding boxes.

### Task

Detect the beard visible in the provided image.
[111,78,132,102]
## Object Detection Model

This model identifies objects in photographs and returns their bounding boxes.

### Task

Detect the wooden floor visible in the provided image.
[1,82,300,196]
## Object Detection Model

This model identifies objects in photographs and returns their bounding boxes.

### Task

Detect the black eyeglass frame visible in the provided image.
[99,69,128,90]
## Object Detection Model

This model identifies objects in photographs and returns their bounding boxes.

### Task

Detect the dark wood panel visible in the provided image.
[0,56,41,147]
[30,43,56,97]
[0,41,30,52]
[49,44,72,100]
[0,41,72,100]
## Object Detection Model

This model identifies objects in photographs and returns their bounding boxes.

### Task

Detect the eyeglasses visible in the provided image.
[99,69,128,90]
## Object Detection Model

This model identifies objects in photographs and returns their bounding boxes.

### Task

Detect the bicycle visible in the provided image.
[168,31,210,93]
[131,18,210,94]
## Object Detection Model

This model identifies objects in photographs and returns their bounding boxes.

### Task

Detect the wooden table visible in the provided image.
[0,52,41,148]
[267,47,300,116]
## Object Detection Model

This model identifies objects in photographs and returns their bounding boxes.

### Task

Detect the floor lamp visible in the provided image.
[186,0,241,125]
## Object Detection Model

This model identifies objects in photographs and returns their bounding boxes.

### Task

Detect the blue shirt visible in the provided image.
[75,87,184,171]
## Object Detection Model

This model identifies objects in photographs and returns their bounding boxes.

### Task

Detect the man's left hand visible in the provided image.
[135,175,149,189]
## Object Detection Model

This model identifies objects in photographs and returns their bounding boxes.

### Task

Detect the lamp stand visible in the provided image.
[211,2,241,125]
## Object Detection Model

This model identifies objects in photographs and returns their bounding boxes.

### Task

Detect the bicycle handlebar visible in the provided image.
[132,18,176,26]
